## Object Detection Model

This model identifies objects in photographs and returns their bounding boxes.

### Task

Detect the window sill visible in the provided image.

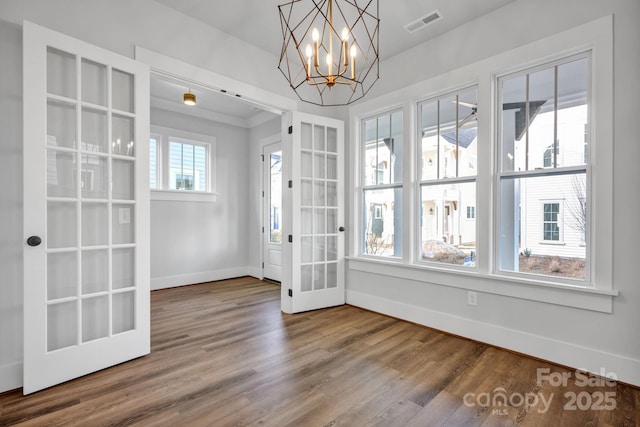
[150,189,217,203]
[539,241,565,246]
[346,256,617,313]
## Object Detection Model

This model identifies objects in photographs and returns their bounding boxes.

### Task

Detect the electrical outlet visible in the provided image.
[467,291,478,306]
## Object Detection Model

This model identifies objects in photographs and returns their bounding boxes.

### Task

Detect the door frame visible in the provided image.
[260,134,283,282]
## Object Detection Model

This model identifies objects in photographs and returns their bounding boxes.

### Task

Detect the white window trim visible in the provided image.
[541,200,563,244]
[359,109,404,259]
[348,15,615,311]
[150,125,217,202]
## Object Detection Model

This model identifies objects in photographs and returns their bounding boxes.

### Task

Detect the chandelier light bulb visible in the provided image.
[341,27,349,42]
[305,44,313,58]
[312,28,319,42]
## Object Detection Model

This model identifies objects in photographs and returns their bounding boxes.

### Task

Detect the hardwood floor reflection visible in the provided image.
[1,276,637,426]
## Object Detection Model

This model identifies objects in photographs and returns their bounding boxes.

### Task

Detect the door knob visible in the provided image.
[27,236,42,247]
[339,226,345,232]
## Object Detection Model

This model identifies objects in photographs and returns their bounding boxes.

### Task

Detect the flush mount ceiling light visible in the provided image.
[278,0,379,106]
[183,89,196,106]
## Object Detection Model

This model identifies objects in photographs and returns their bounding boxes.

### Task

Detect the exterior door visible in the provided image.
[263,142,282,282]
[281,112,345,313]
[23,22,150,394]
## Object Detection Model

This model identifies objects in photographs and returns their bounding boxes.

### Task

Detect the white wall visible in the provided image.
[347,0,640,387]
[149,108,253,289]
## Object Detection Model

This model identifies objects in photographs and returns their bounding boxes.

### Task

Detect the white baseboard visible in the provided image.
[346,289,640,388]
[151,267,254,290]
[245,266,263,280]
[0,361,22,393]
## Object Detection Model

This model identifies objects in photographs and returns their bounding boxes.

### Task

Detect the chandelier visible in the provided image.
[278,0,379,106]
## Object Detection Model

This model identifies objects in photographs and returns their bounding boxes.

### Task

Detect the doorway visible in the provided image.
[263,140,282,282]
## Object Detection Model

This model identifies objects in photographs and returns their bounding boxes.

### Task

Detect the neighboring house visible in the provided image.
[513,104,587,260]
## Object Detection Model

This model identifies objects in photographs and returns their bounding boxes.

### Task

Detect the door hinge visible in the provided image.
[288,235,293,243]
[262,262,264,268]
[262,191,264,197]
[288,289,293,297]
[288,125,293,134]
[261,154,264,161]
[288,180,293,188]
[262,226,264,233]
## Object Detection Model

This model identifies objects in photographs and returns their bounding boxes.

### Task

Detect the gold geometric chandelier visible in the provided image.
[278,0,380,106]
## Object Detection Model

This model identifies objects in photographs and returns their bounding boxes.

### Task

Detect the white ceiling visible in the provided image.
[151,0,517,123]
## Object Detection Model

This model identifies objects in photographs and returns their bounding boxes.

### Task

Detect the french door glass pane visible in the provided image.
[47,201,77,248]
[112,204,135,244]
[47,47,76,98]
[47,100,76,149]
[313,125,325,151]
[81,155,108,199]
[47,151,77,197]
[81,58,107,106]
[47,251,77,300]
[82,108,108,153]
[269,151,282,244]
[112,291,135,334]
[112,115,135,156]
[301,122,312,149]
[112,68,134,113]
[327,262,337,288]
[82,250,109,294]
[47,301,78,352]
[82,203,108,246]
[112,159,135,200]
[82,296,109,342]
[112,248,135,289]
[301,265,312,292]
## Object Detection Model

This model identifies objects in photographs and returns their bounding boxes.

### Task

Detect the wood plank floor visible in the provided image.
[1,277,637,426]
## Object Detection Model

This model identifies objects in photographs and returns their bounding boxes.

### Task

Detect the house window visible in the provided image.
[168,140,207,191]
[498,54,589,280]
[361,110,403,257]
[418,87,477,266]
[542,144,558,168]
[149,136,158,189]
[150,126,216,201]
[467,206,476,219]
[543,202,561,241]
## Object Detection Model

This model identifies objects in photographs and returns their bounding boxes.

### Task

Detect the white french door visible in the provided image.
[281,112,345,314]
[23,22,150,394]
[263,142,283,282]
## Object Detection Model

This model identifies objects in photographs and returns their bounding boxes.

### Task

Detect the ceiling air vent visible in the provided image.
[404,10,442,34]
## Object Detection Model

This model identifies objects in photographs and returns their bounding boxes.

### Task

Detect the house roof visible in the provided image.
[441,128,477,148]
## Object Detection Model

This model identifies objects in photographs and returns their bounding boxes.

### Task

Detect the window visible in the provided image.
[150,126,216,201]
[149,136,158,189]
[542,202,560,241]
[418,87,477,267]
[467,206,476,219]
[498,54,589,280]
[168,139,207,191]
[361,110,403,257]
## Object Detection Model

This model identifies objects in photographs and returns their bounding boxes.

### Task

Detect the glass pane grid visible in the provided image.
[45,51,140,350]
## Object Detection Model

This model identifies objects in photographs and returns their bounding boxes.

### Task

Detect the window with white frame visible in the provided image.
[498,54,589,280]
[418,87,478,267]
[542,202,561,241]
[150,126,216,200]
[168,139,207,191]
[361,110,403,257]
